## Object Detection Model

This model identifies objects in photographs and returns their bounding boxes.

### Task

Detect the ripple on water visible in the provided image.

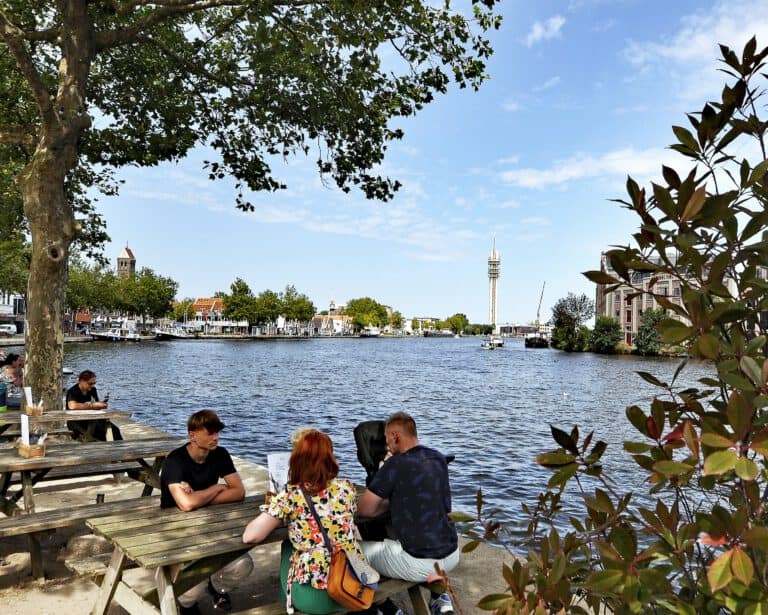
[63,337,713,543]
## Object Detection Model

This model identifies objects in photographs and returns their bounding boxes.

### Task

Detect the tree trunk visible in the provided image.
[20,157,75,411]
[16,1,94,412]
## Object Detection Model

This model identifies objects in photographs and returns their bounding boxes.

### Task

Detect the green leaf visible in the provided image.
[449,511,475,523]
[583,270,618,284]
[681,187,706,222]
[636,371,666,387]
[623,441,653,454]
[698,333,721,359]
[672,125,700,153]
[749,430,768,455]
[660,321,693,343]
[550,425,578,453]
[535,451,576,468]
[547,462,578,489]
[741,356,763,387]
[653,460,695,477]
[461,540,481,553]
[731,548,754,586]
[476,593,513,611]
[586,569,624,592]
[708,549,734,591]
[703,449,738,475]
[626,405,649,436]
[734,456,759,481]
[727,391,754,440]
[701,432,735,448]
[742,526,768,550]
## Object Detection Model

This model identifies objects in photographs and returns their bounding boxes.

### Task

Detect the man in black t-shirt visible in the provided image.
[66,370,122,441]
[161,410,252,614]
[359,412,459,615]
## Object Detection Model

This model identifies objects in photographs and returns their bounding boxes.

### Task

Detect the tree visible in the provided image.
[281,285,316,327]
[550,292,594,351]
[390,310,404,331]
[253,290,283,327]
[467,38,768,614]
[634,307,666,356]
[345,297,388,330]
[588,315,621,354]
[222,278,257,326]
[444,312,469,335]
[170,298,195,323]
[0,1,501,410]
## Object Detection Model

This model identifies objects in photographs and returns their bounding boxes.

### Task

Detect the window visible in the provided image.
[674,286,681,296]
[626,310,632,323]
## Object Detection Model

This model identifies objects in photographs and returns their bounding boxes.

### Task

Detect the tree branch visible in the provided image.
[0,10,53,120]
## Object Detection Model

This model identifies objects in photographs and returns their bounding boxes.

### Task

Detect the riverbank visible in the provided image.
[0,414,515,615]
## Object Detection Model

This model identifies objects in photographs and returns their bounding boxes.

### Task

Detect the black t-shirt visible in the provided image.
[368,445,457,559]
[160,444,237,508]
[66,383,99,405]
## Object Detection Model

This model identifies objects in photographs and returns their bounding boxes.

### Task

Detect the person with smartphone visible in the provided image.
[65,369,123,441]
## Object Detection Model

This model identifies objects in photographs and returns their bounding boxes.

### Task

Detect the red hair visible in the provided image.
[289,430,339,494]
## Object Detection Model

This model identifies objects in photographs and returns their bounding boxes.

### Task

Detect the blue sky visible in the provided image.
[98,0,768,325]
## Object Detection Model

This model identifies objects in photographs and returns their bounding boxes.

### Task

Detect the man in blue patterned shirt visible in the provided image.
[359,412,458,615]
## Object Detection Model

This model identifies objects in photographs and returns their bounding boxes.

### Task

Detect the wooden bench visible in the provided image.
[65,557,430,615]
[240,578,431,615]
[0,495,161,538]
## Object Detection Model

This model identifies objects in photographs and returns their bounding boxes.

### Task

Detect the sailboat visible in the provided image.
[525,282,549,348]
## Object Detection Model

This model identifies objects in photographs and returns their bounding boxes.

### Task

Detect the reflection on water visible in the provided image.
[62,337,713,537]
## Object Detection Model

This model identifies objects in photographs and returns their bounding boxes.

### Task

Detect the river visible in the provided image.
[50,336,712,540]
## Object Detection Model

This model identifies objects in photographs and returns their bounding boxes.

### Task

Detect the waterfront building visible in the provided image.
[116,243,136,279]
[488,238,500,333]
[309,313,353,336]
[0,291,24,334]
[595,252,695,346]
[190,297,248,334]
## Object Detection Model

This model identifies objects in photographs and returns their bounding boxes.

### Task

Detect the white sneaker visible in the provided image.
[429,593,454,615]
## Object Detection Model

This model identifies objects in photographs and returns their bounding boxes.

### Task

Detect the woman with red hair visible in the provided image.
[243,429,364,614]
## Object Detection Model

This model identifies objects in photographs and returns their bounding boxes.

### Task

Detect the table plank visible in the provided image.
[0,436,185,472]
[0,409,132,425]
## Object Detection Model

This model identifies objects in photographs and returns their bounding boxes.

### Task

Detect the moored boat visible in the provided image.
[524,334,549,348]
[154,326,194,341]
[91,327,140,342]
[359,326,381,338]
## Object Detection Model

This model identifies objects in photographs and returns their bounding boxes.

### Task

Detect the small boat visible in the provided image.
[481,335,504,349]
[359,326,381,338]
[90,327,140,342]
[154,326,194,341]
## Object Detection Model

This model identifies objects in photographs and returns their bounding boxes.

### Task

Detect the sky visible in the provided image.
[97,0,768,325]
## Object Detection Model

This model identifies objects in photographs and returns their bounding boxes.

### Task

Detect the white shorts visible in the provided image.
[361,539,459,582]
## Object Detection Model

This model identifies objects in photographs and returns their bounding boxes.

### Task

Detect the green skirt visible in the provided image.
[280,540,344,614]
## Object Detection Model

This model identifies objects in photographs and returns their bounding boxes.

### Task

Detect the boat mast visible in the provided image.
[535,281,546,333]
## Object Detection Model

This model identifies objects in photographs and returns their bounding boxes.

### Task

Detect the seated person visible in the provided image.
[162,410,252,614]
[66,370,122,441]
[359,412,459,615]
[243,429,365,615]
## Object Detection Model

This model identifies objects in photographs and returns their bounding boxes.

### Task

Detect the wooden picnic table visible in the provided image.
[0,409,131,441]
[0,435,185,516]
[88,493,285,615]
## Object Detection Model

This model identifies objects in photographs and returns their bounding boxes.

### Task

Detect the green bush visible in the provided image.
[590,316,622,354]
[462,38,768,614]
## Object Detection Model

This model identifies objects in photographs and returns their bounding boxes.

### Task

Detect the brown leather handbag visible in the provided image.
[300,486,377,611]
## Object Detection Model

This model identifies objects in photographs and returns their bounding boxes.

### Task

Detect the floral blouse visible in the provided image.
[261,478,363,591]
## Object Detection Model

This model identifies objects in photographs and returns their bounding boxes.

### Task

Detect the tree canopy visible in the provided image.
[588,315,621,354]
[550,292,594,352]
[0,0,501,408]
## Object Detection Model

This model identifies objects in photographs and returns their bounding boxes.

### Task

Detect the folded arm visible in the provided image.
[168,472,244,512]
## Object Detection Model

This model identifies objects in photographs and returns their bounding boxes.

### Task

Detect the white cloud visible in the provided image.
[525,15,566,47]
[498,156,520,165]
[495,200,520,209]
[623,1,768,103]
[520,216,550,226]
[503,100,522,111]
[499,146,675,189]
[533,76,561,92]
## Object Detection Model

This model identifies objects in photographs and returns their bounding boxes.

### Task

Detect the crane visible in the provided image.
[535,281,546,332]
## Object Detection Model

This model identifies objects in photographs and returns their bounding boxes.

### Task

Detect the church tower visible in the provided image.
[488,238,500,332]
[117,243,136,279]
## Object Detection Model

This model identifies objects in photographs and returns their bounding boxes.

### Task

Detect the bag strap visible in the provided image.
[299,485,333,554]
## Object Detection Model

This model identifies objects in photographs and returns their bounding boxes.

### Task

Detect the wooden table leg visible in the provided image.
[409,584,429,615]
[91,547,127,615]
[140,457,164,496]
[155,565,180,615]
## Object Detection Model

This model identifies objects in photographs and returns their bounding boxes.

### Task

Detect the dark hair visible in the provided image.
[385,411,418,437]
[187,409,226,433]
[289,429,339,494]
[78,369,96,382]
[0,353,18,367]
